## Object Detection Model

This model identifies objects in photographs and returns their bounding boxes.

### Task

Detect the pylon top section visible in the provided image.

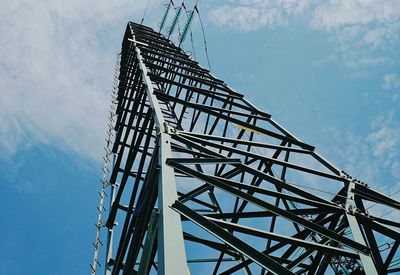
[102,22,400,275]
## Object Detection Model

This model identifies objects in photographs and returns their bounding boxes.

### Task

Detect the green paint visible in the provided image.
[158,3,171,32]
[179,10,195,44]
[168,6,182,36]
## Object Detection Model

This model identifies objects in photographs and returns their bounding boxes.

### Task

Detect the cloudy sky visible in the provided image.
[1,0,400,274]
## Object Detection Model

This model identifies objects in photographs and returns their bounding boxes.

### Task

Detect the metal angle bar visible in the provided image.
[204,75,307,138]
[135,35,187,58]
[388,267,400,273]
[146,63,227,89]
[128,26,189,275]
[137,212,158,275]
[150,75,244,104]
[264,143,291,256]
[172,201,294,275]
[204,174,341,212]
[115,53,143,122]
[133,32,180,52]
[113,61,142,140]
[352,186,400,211]
[106,108,153,228]
[167,160,369,253]
[305,248,325,274]
[240,97,299,139]
[207,217,359,258]
[178,132,341,181]
[153,92,313,149]
[363,222,385,271]
[143,54,209,73]
[220,214,341,274]
[311,152,341,176]
[356,213,400,241]
[111,142,158,271]
[218,155,258,179]
[178,131,312,154]
[112,78,147,158]
[149,65,208,87]
[177,183,212,203]
[354,194,386,272]
[315,254,334,275]
[150,77,243,102]
[345,180,379,275]
[189,101,272,121]
[112,118,156,270]
[289,215,343,272]
[112,148,159,274]
[167,157,242,164]
[368,215,400,228]
[177,191,218,211]
[114,53,135,118]
[204,208,327,219]
[176,89,194,127]
[171,133,336,206]
[173,134,340,207]
[136,258,241,265]
[190,91,217,133]
[128,38,148,47]
[182,232,238,257]
[132,33,187,57]
[121,160,159,275]
[382,241,399,272]
[170,143,222,159]
[140,47,199,67]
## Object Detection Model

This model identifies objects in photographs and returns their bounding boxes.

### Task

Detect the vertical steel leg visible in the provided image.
[131,28,189,274]
[157,131,189,275]
[345,179,378,275]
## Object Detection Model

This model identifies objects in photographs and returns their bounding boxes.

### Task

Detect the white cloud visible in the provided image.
[0,1,156,160]
[208,0,400,68]
[319,107,400,187]
[367,110,400,161]
[383,73,400,90]
[367,127,400,157]
[310,0,400,67]
[311,0,400,31]
[209,5,286,31]
[208,0,315,31]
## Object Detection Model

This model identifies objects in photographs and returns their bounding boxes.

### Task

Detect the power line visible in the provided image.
[189,28,196,60]
[140,0,152,25]
[195,5,212,71]
[366,179,400,210]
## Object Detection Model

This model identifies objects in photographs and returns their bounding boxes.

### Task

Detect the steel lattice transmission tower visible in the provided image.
[97,22,400,275]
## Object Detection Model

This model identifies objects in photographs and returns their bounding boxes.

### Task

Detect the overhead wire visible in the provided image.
[366,179,400,210]
[189,28,197,60]
[140,0,152,25]
[180,2,196,58]
[195,4,212,71]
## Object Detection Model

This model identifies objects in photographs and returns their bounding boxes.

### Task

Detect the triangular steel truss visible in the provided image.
[101,22,400,275]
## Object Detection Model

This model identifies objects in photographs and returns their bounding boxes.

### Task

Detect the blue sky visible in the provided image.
[1,0,400,274]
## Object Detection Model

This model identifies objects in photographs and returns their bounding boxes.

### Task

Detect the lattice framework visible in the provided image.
[101,22,400,275]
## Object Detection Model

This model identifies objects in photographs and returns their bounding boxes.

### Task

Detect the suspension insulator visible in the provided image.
[179,10,195,45]
[167,5,182,36]
[158,2,172,33]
